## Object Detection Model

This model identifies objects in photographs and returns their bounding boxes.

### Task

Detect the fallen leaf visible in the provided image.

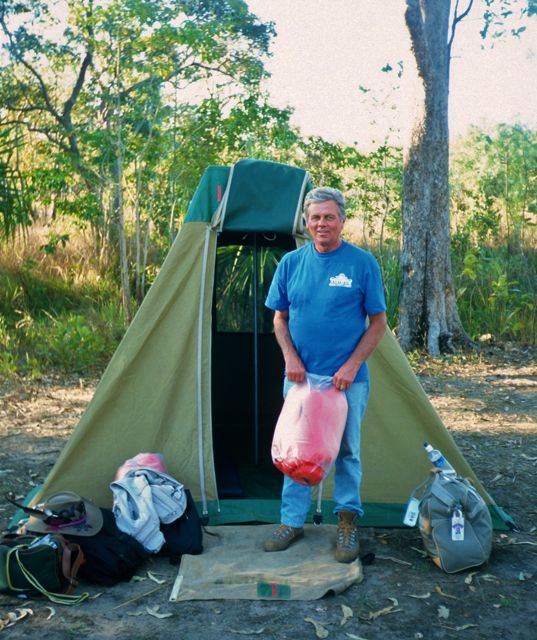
[408,592,431,599]
[230,628,265,635]
[345,634,369,640]
[437,605,450,619]
[44,606,55,620]
[410,546,429,558]
[504,539,537,547]
[464,571,478,585]
[435,586,458,599]
[455,624,479,630]
[340,604,353,626]
[304,617,329,638]
[130,575,147,582]
[0,607,34,631]
[146,606,173,619]
[14,608,33,621]
[442,623,479,631]
[376,554,412,566]
[360,599,403,621]
[147,571,167,585]
[518,571,533,581]
[481,574,500,583]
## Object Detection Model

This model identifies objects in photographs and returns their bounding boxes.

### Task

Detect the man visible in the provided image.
[264,186,387,563]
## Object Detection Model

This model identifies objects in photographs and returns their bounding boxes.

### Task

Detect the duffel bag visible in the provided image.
[0,533,88,605]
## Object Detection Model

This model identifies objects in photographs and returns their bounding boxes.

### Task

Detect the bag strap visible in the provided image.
[10,545,89,606]
[409,474,434,502]
[59,540,85,593]
[429,477,464,508]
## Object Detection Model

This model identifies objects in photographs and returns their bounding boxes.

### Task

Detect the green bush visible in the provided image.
[0,264,127,377]
[453,245,536,344]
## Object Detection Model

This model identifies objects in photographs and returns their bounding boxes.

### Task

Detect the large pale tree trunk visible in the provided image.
[400,0,472,355]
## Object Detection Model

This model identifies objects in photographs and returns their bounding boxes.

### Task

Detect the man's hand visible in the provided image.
[333,362,359,391]
[332,312,387,391]
[284,353,306,383]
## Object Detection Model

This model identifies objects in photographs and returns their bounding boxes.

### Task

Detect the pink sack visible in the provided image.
[114,452,167,481]
[271,374,348,486]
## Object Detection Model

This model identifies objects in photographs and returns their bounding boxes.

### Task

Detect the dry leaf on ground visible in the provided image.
[437,605,450,619]
[340,604,353,626]
[304,617,329,638]
[146,605,173,619]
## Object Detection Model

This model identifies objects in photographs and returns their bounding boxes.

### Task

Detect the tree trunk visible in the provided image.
[400,0,472,355]
[112,39,132,321]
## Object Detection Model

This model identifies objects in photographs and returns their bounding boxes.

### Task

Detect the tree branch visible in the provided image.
[25,126,71,153]
[0,13,62,124]
[448,0,474,55]
[62,49,93,121]
[62,2,94,122]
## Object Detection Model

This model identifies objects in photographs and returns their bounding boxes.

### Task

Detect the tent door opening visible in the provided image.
[211,231,295,500]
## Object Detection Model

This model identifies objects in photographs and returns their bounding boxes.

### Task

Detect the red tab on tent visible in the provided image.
[217,185,222,201]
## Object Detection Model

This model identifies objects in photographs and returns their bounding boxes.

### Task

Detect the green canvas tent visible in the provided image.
[34,159,511,529]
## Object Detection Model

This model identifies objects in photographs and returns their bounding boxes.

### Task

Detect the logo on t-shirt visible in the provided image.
[329,273,353,288]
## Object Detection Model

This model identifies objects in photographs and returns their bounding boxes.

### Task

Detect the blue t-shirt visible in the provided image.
[265,241,386,382]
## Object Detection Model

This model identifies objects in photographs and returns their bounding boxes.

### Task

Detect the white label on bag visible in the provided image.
[451,509,465,541]
[403,497,420,527]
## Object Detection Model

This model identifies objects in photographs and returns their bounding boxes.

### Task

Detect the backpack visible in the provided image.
[415,470,493,573]
[157,489,203,564]
[66,508,150,586]
[0,533,88,605]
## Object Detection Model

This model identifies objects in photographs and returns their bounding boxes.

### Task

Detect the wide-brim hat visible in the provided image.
[24,491,103,537]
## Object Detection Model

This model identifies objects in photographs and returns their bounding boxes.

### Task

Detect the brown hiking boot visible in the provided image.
[263,524,304,552]
[335,511,360,563]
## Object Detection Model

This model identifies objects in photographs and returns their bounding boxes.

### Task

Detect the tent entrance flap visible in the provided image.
[211,231,295,501]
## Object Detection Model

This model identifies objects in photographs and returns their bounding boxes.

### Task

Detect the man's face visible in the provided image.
[306,200,345,253]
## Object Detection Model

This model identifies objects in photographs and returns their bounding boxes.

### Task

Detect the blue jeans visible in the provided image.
[280,377,370,528]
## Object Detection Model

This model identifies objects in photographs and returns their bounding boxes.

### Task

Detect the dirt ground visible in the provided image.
[0,344,536,639]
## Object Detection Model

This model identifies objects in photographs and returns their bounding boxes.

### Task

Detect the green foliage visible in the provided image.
[449,123,537,345]
[215,243,286,333]
[0,0,536,357]
[0,262,126,377]
[371,241,401,331]
[453,245,536,344]
[349,144,403,237]
[0,127,33,237]
[32,314,108,373]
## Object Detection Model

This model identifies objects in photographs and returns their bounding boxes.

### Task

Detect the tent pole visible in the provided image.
[253,234,259,466]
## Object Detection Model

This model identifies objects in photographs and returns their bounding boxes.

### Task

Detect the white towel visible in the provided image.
[111,468,187,552]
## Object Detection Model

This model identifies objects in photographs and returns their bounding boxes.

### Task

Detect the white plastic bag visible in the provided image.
[271,373,348,486]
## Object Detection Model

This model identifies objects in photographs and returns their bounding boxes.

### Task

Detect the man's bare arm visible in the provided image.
[332,312,387,390]
[273,310,306,382]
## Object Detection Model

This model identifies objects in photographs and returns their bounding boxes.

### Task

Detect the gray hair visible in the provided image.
[303,187,346,220]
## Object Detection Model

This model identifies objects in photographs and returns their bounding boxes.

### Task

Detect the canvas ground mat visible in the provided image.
[169,524,363,601]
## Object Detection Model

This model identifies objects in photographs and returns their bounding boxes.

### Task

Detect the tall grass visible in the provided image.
[1,213,535,381]
[453,243,537,345]
[0,223,127,378]
[345,214,536,346]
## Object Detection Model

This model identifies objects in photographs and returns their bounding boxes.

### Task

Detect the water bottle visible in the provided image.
[402,496,420,527]
[423,442,456,475]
